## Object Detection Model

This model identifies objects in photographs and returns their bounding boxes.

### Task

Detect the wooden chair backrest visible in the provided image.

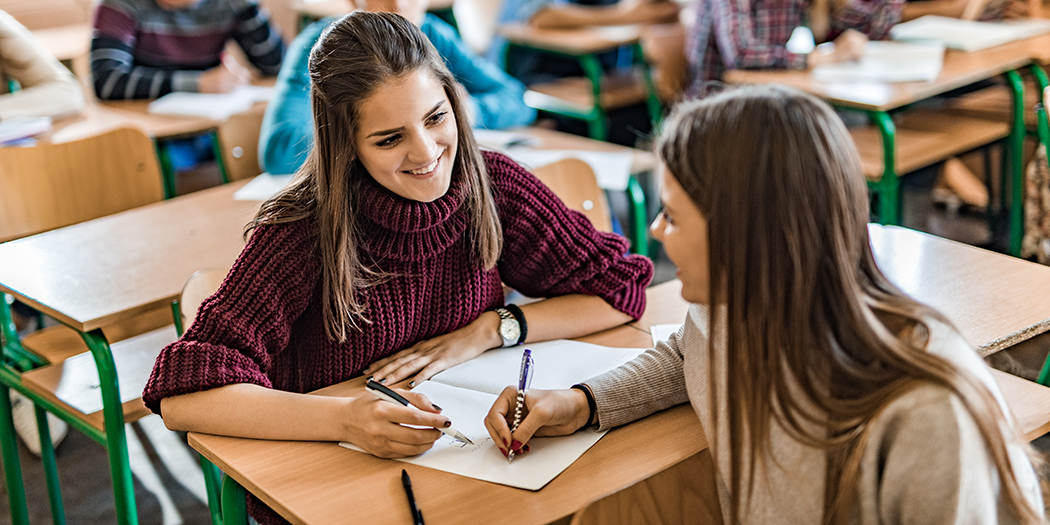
[640,22,688,103]
[216,107,266,181]
[179,267,231,333]
[531,158,613,233]
[0,127,164,242]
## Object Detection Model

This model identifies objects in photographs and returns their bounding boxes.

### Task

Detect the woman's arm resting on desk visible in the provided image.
[366,294,632,385]
[160,383,448,458]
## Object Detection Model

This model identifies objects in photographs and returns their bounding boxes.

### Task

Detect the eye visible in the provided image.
[659,209,674,226]
[426,111,448,127]
[374,134,402,148]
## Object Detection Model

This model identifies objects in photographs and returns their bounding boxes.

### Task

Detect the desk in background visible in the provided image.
[726,39,1043,255]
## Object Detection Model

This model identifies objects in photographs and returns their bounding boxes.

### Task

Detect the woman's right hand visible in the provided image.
[484,387,591,457]
[807,29,868,68]
[342,388,449,458]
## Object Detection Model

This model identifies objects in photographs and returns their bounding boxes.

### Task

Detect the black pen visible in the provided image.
[401,469,425,525]
[366,380,473,444]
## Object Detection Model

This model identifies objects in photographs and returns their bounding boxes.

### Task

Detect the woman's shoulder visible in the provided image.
[481,149,533,183]
[244,217,319,257]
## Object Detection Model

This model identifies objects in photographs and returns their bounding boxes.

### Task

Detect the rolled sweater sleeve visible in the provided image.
[486,151,653,319]
[142,220,320,415]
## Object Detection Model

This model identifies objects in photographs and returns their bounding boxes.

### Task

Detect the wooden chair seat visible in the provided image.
[525,71,649,116]
[852,110,1009,182]
[945,84,1040,130]
[21,325,178,432]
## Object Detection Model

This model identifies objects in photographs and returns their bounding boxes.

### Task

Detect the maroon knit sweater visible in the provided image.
[143,151,652,524]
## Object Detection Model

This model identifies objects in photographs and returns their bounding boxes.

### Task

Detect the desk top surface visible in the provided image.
[725,40,1035,111]
[189,325,705,525]
[0,181,258,332]
[508,126,656,174]
[499,23,645,55]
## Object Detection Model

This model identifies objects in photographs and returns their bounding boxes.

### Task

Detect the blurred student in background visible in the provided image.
[0,10,83,121]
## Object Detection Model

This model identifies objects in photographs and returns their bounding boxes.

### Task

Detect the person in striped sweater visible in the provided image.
[90,0,285,100]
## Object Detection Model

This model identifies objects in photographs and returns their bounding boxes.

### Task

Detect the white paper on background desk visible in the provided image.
[0,116,51,145]
[891,15,1050,52]
[473,129,542,150]
[147,85,274,119]
[812,41,945,83]
[340,381,608,490]
[233,173,294,200]
[649,324,683,346]
[501,149,634,191]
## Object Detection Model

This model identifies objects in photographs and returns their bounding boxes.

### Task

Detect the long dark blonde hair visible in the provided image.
[657,85,1040,524]
[247,12,502,342]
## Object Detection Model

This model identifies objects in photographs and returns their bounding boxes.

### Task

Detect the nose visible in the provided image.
[650,212,666,242]
[406,130,437,165]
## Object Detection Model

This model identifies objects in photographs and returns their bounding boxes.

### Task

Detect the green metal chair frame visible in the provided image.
[1033,101,1050,387]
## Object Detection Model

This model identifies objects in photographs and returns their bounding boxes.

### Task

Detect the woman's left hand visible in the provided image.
[365,312,500,386]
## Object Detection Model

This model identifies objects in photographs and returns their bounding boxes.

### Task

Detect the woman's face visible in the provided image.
[354,70,458,203]
[651,165,710,304]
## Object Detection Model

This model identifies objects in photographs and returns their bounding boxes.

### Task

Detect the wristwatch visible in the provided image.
[495,305,527,347]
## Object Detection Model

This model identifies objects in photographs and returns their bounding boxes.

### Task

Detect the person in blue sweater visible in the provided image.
[259,0,536,175]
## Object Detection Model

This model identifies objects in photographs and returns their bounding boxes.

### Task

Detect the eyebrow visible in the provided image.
[365,101,446,139]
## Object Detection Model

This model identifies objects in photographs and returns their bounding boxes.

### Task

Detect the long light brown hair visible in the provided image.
[247,12,502,342]
[657,85,1040,524]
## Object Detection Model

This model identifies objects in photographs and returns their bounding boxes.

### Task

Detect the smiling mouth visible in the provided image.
[404,157,439,176]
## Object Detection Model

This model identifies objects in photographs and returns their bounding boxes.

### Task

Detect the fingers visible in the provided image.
[400,390,442,414]
[367,343,431,384]
[484,387,518,453]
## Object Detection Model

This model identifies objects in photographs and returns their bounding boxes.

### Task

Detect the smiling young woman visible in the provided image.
[142,12,652,525]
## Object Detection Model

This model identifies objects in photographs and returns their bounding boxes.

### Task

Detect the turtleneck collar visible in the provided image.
[357,167,469,261]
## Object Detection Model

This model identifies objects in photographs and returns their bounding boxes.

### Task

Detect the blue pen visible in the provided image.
[507,348,534,463]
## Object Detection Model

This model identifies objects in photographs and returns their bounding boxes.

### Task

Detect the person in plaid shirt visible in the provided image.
[685,0,903,98]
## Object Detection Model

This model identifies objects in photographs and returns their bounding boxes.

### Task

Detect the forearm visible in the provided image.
[160,383,351,441]
[521,294,632,342]
[531,4,631,28]
[0,76,83,121]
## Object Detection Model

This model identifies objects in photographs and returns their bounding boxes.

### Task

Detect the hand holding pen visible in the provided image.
[484,386,597,458]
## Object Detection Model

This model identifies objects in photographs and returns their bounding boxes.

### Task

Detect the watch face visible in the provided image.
[500,319,520,341]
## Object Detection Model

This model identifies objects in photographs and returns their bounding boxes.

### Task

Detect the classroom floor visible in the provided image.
[1,164,1049,524]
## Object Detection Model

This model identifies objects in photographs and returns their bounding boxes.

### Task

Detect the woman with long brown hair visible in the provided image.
[486,85,1043,524]
[143,12,652,522]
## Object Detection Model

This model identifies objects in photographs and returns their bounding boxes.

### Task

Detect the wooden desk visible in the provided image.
[725,41,1035,254]
[0,180,258,524]
[189,325,711,525]
[498,23,661,143]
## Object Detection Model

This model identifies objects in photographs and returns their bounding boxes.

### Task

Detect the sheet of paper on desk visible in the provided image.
[0,116,51,145]
[147,85,274,119]
[650,324,683,346]
[473,129,542,150]
[340,381,608,490]
[812,42,944,83]
[430,339,645,395]
[890,15,1050,52]
[233,173,294,200]
[502,149,634,191]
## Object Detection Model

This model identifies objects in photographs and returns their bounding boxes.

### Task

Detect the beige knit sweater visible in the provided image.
[584,304,1043,524]
[0,11,84,121]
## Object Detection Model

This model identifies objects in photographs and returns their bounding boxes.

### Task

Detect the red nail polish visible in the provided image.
[522,444,530,453]
[511,440,522,452]
[498,447,508,458]
[501,437,508,447]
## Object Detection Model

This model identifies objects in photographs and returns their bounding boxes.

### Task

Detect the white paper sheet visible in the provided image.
[472,129,542,150]
[500,149,634,191]
[339,381,607,490]
[147,85,274,119]
[812,41,945,83]
[0,116,51,145]
[232,173,294,201]
[649,324,683,346]
[891,15,1050,52]
[429,339,645,395]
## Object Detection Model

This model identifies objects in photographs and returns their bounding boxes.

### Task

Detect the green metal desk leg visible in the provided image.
[578,54,608,142]
[200,456,225,525]
[1031,64,1049,106]
[81,330,139,525]
[155,140,178,199]
[633,42,663,130]
[35,405,66,524]
[210,130,230,185]
[222,474,248,525]
[0,384,29,525]
[626,176,649,257]
[865,111,899,225]
[1005,70,1025,256]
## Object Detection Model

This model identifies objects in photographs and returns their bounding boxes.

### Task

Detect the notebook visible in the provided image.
[0,116,52,145]
[147,85,274,119]
[890,15,1050,52]
[339,339,645,490]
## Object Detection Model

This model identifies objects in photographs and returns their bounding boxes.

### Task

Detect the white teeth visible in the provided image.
[406,159,438,175]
